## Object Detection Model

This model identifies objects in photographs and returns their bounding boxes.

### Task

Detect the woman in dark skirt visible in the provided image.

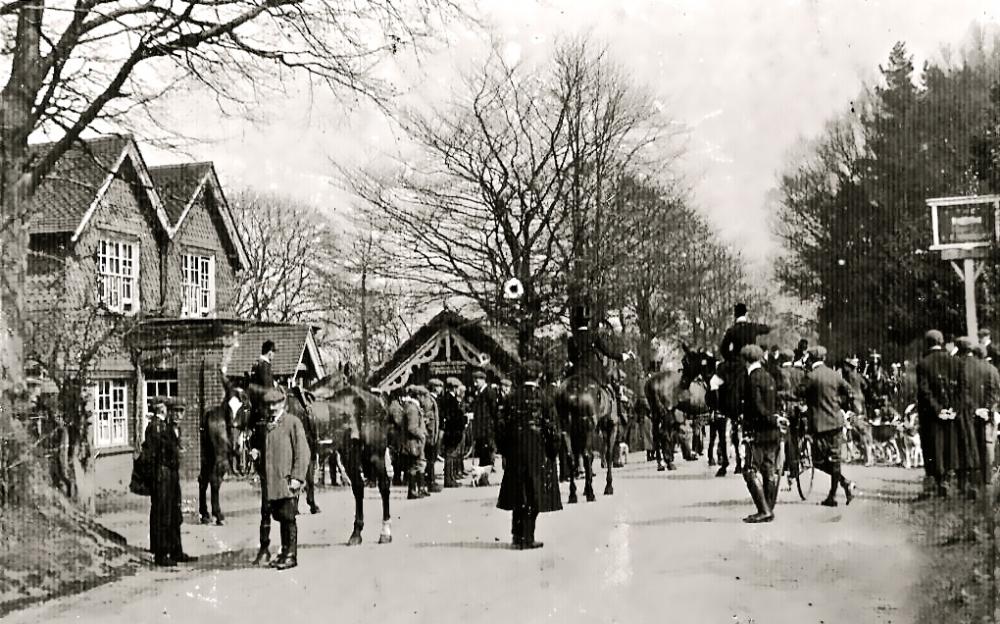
[496,360,562,550]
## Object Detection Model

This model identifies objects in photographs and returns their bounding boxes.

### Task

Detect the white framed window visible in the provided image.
[97,240,139,314]
[142,373,178,442]
[181,254,215,317]
[94,379,128,448]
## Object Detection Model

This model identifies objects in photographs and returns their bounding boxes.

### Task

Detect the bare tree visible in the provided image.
[347,45,574,355]
[0,0,467,420]
[230,189,335,323]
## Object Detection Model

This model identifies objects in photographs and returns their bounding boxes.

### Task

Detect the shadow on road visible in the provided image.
[412,541,516,550]
[617,473,716,481]
[627,515,733,526]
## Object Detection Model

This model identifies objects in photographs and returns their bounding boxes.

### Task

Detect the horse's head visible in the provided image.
[681,348,717,387]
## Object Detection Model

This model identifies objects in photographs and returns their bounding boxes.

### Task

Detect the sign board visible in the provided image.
[927,195,1000,251]
[429,361,467,376]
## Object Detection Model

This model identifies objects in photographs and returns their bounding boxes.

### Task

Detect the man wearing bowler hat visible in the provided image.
[917,329,961,498]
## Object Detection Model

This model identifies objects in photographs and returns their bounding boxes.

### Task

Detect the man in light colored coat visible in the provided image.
[262,388,310,570]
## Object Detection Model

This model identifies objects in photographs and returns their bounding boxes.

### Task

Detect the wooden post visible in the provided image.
[965,258,979,338]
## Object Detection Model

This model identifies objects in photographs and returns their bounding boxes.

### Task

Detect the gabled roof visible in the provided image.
[26,135,170,238]
[149,162,249,270]
[368,310,521,387]
[149,162,214,226]
[227,324,325,379]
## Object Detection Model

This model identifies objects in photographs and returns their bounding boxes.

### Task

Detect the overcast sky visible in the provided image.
[149,0,1000,268]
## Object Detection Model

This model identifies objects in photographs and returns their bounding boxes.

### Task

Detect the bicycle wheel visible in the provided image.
[796,436,815,501]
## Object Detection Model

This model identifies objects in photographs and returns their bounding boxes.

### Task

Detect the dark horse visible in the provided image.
[643,346,716,471]
[555,374,621,503]
[299,372,398,545]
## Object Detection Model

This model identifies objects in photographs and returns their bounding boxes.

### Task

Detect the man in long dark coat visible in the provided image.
[261,388,310,570]
[143,398,195,566]
[798,346,856,507]
[916,329,961,498]
[739,345,785,523]
[439,378,466,488]
[469,370,498,483]
[954,338,988,498]
[496,360,562,549]
[972,345,1000,492]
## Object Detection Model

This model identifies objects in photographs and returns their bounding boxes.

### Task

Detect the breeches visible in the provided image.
[812,430,843,475]
[744,440,782,484]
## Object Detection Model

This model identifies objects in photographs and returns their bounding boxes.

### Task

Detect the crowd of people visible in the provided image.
[134,305,1000,566]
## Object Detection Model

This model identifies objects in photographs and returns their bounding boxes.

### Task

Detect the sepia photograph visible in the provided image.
[3,1,1000,622]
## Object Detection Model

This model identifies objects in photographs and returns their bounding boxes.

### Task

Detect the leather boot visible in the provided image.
[511,509,524,549]
[407,473,419,499]
[743,474,773,523]
[276,522,298,570]
[252,527,271,565]
[763,474,779,511]
[523,512,543,549]
[269,523,289,568]
[418,472,430,497]
[443,458,458,488]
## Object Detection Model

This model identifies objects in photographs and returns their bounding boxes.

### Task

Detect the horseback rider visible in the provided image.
[566,299,631,401]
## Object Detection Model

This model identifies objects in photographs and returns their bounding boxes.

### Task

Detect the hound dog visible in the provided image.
[899,404,923,469]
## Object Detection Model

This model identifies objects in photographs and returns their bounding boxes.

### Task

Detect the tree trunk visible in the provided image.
[360,269,369,381]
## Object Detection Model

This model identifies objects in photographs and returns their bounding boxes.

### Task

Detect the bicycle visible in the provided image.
[783,408,815,501]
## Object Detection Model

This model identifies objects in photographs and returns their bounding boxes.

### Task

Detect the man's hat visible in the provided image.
[925,329,944,346]
[407,384,428,396]
[427,378,444,389]
[445,377,462,389]
[734,303,748,318]
[779,348,795,361]
[955,336,974,352]
[808,345,827,360]
[979,328,992,338]
[740,344,765,363]
[262,388,285,404]
[500,377,512,385]
[148,396,168,407]
[521,360,544,380]
[973,344,988,358]
[472,370,487,380]
[165,397,186,410]
[845,356,859,367]
[261,340,276,355]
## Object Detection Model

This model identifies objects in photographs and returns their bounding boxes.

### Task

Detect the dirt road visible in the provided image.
[7,455,922,624]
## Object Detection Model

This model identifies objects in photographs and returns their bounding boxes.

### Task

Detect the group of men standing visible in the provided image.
[915,330,999,500]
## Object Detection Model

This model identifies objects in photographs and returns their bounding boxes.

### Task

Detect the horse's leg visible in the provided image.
[568,432,579,504]
[376,451,392,544]
[707,418,718,466]
[731,418,743,473]
[584,430,596,502]
[347,446,364,546]
[604,421,615,496]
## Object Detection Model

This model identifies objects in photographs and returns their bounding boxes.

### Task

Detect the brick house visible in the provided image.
[25,135,324,488]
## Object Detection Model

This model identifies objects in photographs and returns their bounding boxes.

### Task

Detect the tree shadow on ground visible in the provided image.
[412,541,516,550]
[684,499,749,508]
[616,473,716,481]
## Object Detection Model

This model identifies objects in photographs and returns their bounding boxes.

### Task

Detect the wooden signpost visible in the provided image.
[927,194,1000,338]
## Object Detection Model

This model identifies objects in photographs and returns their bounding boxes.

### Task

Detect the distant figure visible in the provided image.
[469,370,499,482]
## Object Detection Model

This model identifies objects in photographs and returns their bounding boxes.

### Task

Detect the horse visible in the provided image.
[304,372,398,545]
[554,372,622,503]
[644,346,716,471]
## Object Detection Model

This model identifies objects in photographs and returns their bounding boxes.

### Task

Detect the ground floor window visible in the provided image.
[94,380,128,448]
[145,373,179,417]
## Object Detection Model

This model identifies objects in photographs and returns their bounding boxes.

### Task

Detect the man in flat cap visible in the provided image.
[439,377,466,488]
[917,329,961,498]
[469,370,499,485]
[142,398,195,566]
[798,346,856,507]
[739,345,784,522]
[979,329,1000,369]
[775,348,805,480]
[424,379,445,492]
[496,360,562,548]
[259,387,310,570]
